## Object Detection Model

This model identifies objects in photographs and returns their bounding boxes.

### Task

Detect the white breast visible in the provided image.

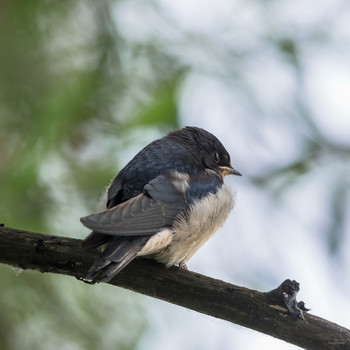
[150,184,235,267]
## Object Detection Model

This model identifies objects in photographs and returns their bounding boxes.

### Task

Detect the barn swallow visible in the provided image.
[81,126,241,282]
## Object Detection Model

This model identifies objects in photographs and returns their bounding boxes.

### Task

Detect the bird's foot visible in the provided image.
[179,261,188,270]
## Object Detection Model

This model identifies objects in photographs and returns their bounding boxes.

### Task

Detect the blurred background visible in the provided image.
[1,0,350,349]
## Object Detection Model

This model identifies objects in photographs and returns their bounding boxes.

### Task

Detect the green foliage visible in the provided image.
[0,1,180,349]
[0,268,146,350]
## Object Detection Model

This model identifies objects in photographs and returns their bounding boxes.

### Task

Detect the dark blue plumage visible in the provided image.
[185,172,223,203]
[107,138,198,208]
[81,126,241,282]
[107,127,231,208]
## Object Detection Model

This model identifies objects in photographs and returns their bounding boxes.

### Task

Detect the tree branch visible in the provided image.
[0,226,349,350]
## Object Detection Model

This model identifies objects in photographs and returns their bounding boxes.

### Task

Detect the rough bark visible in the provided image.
[0,226,349,350]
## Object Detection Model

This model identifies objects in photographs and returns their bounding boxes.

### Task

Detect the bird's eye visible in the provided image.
[214,152,220,163]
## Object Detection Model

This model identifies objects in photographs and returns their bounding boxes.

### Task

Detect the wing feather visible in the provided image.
[81,173,189,281]
[80,174,188,237]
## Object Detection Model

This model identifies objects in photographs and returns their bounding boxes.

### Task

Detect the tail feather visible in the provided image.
[85,236,150,282]
[81,232,110,248]
[91,253,139,283]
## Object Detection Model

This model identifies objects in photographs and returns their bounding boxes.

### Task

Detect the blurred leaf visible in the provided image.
[123,71,184,130]
[327,178,349,256]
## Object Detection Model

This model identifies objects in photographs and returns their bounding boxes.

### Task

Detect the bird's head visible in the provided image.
[168,126,242,179]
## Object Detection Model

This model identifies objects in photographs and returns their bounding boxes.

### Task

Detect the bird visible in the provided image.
[80,126,241,282]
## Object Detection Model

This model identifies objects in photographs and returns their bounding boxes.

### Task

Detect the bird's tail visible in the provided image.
[84,235,150,283]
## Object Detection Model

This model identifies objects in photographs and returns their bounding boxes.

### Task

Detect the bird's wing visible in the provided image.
[106,138,199,208]
[80,174,187,237]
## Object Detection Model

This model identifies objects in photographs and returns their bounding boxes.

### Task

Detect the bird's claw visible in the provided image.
[179,261,188,270]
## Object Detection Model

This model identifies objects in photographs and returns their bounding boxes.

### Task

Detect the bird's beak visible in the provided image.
[219,165,242,178]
